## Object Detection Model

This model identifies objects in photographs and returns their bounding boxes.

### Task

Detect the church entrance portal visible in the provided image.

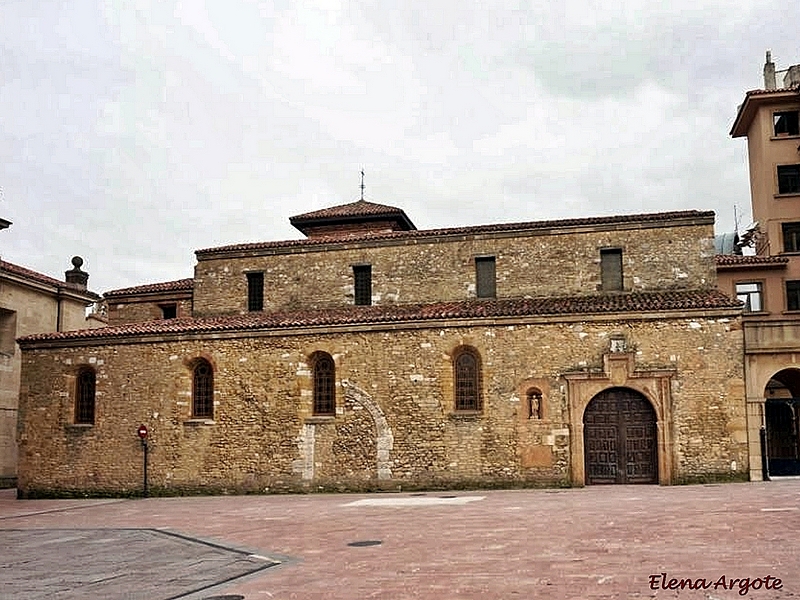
[583,387,657,484]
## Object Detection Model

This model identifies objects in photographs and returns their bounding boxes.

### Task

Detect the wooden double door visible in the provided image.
[584,387,657,484]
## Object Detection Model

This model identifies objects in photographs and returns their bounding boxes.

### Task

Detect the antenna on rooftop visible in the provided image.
[360,169,365,201]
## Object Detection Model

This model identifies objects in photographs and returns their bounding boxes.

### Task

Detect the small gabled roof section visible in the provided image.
[104,278,194,299]
[289,199,416,238]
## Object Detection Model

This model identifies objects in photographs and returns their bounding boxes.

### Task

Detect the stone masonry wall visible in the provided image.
[106,298,193,325]
[193,223,717,316]
[17,311,745,496]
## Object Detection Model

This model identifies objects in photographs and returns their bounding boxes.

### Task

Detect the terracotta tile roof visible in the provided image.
[0,260,98,299]
[199,210,715,257]
[290,200,410,221]
[19,289,740,344]
[1,260,64,287]
[715,255,789,267]
[742,85,800,96]
[104,278,194,298]
[289,199,417,235]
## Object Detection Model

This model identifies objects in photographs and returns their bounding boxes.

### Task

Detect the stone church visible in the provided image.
[17,201,747,497]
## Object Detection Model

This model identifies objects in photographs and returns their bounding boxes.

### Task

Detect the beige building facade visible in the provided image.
[722,52,800,479]
[17,205,747,497]
[0,256,101,486]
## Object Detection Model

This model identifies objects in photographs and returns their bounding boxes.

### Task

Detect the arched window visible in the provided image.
[192,359,214,419]
[311,352,335,415]
[526,388,542,419]
[454,347,482,411]
[75,367,96,424]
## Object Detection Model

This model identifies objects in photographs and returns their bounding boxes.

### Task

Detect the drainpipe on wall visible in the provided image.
[56,287,63,332]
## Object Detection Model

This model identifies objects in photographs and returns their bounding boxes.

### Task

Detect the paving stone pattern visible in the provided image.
[0,527,277,600]
[1,482,799,599]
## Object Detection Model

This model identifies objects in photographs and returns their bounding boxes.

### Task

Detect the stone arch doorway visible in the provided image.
[583,387,657,484]
[764,368,800,477]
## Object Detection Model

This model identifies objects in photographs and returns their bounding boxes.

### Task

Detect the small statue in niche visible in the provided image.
[527,389,542,419]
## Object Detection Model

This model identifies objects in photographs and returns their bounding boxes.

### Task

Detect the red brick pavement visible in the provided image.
[1,481,799,599]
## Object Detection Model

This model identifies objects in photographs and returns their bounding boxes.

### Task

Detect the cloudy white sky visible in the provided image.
[1,0,798,294]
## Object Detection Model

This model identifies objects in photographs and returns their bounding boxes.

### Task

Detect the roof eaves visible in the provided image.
[0,261,100,301]
[731,86,800,137]
[18,289,740,346]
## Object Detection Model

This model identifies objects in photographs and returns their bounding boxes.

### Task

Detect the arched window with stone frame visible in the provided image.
[453,346,482,412]
[311,351,336,416]
[75,366,96,425]
[192,359,214,419]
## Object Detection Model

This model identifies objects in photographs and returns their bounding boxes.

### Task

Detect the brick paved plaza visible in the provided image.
[1,481,799,599]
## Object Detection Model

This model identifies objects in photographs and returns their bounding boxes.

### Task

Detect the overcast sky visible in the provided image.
[1,0,798,295]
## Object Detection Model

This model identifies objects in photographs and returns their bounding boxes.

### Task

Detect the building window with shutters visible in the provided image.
[453,346,482,412]
[247,272,264,312]
[75,367,96,425]
[311,351,336,415]
[353,265,372,306]
[475,256,496,298]
[600,248,623,291]
[192,359,214,419]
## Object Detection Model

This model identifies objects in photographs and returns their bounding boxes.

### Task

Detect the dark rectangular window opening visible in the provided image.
[353,265,372,306]
[782,222,800,253]
[774,111,800,137]
[160,304,177,319]
[778,165,800,195]
[475,256,496,299]
[735,282,763,312]
[247,272,264,312]
[600,248,623,291]
[787,281,800,311]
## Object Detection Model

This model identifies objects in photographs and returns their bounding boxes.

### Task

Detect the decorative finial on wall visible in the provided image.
[360,169,365,201]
